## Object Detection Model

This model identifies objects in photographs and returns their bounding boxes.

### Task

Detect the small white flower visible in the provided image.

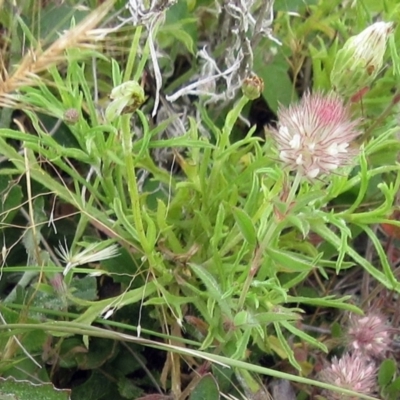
[56,240,119,275]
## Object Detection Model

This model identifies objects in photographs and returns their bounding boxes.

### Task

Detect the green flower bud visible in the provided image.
[105,81,145,122]
[242,75,264,100]
[63,108,79,124]
[330,22,394,98]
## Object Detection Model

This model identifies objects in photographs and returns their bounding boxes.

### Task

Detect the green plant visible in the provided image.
[0,1,400,399]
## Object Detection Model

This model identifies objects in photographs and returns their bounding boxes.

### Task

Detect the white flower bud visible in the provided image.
[331,22,394,98]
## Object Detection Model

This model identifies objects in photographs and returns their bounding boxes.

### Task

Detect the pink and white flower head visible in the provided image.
[270,92,361,179]
[319,353,377,400]
[347,312,392,359]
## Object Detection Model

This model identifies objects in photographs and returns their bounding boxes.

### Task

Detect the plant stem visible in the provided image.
[238,172,302,309]
[121,114,150,253]
[238,222,277,310]
[219,96,249,150]
[286,171,302,206]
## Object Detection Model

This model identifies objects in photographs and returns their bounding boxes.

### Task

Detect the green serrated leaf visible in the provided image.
[0,377,70,400]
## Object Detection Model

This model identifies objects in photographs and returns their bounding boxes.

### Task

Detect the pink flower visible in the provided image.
[270,92,361,178]
[347,312,392,359]
[319,353,377,399]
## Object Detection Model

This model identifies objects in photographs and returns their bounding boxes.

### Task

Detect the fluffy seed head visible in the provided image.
[319,353,377,400]
[270,92,361,179]
[347,312,392,359]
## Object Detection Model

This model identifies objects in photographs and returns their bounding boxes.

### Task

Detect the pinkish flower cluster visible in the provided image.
[319,312,393,399]
[347,312,392,359]
[270,92,361,179]
[319,353,377,400]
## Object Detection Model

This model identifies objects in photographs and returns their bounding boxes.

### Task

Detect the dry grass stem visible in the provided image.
[0,0,116,108]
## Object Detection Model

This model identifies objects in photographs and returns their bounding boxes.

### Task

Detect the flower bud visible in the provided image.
[63,108,79,124]
[242,75,264,100]
[105,80,145,122]
[49,273,67,295]
[330,22,394,98]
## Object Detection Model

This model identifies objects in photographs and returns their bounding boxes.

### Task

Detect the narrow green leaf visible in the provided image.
[266,248,315,272]
[162,24,195,54]
[210,203,226,251]
[113,198,139,242]
[143,211,157,249]
[286,295,362,313]
[346,149,368,213]
[73,280,158,325]
[286,214,310,238]
[360,224,397,287]
[111,58,122,86]
[136,110,151,160]
[232,207,257,247]
[312,222,396,290]
[244,173,261,215]
[233,310,300,328]
[274,322,301,371]
[189,263,233,319]
[280,320,327,352]
[232,328,251,360]
[149,137,215,149]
